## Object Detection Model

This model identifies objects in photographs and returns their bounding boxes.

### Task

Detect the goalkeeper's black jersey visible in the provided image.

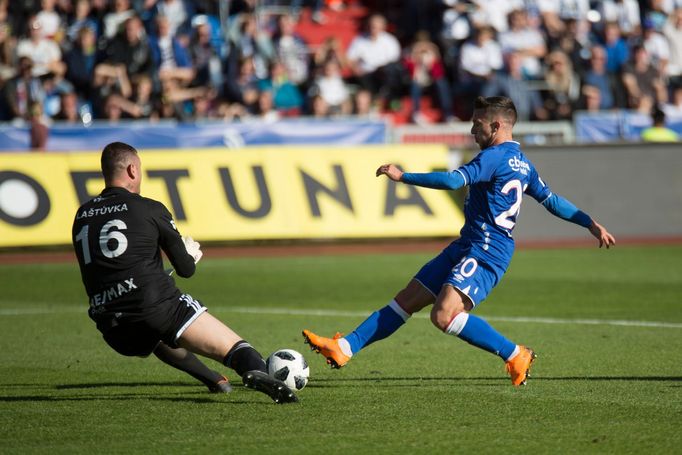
[72,187,195,321]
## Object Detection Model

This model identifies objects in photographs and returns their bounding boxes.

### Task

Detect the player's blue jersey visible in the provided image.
[455,141,551,261]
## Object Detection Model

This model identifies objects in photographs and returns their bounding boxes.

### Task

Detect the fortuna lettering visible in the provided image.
[508,157,530,175]
[90,277,137,306]
[77,203,128,219]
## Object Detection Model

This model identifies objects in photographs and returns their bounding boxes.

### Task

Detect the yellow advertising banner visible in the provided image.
[0,145,464,247]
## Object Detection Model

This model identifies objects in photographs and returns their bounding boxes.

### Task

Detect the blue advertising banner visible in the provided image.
[575,110,682,143]
[0,119,388,152]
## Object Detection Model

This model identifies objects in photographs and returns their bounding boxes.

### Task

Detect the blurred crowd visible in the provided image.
[2,0,682,129]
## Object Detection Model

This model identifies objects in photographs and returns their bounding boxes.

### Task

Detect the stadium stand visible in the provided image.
[1,0,682,145]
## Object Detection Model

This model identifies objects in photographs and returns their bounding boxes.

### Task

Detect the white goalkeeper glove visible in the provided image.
[182,235,203,264]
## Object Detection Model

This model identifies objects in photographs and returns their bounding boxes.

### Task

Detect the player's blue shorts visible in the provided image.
[414,239,508,307]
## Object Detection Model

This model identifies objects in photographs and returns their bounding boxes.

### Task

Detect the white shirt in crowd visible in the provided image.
[598,0,641,35]
[498,27,545,77]
[459,39,503,78]
[346,31,400,74]
[16,38,61,76]
[35,10,61,38]
[664,15,682,76]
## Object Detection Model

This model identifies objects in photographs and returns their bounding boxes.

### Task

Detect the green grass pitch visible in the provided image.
[1,245,681,454]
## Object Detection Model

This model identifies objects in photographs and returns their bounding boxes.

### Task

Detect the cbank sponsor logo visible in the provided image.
[508,156,530,175]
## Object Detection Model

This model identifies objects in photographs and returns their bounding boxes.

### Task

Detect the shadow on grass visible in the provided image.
[308,375,682,385]
[0,395,231,403]
[54,381,211,390]
[0,382,277,405]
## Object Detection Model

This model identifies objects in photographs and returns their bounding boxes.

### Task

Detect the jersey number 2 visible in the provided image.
[75,219,128,265]
[494,179,526,230]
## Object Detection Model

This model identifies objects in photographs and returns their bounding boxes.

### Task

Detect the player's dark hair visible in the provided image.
[474,96,518,125]
[101,142,138,180]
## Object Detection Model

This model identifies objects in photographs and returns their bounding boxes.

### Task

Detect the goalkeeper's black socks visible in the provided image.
[223,340,267,377]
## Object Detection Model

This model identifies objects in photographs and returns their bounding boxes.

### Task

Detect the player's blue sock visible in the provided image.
[343,300,410,355]
[446,312,517,360]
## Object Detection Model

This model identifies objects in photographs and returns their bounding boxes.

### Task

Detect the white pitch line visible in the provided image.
[1,305,681,329]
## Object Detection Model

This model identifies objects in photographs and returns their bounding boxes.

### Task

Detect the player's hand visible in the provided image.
[182,235,203,263]
[588,221,616,249]
[376,163,404,182]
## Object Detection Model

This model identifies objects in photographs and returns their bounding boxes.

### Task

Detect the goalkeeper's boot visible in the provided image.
[302,330,350,369]
[207,375,233,393]
[505,346,537,386]
[242,370,299,404]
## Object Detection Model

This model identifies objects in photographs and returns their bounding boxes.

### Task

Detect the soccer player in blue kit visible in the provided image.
[303,96,616,386]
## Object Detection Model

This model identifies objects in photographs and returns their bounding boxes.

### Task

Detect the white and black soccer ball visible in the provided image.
[266,349,310,391]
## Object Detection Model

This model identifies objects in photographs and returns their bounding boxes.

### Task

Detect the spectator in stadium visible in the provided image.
[189,17,222,90]
[149,14,195,87]
[663,84,682,115]
[642,19,670,75]
[581,45,617,110]
[313,36,349,74]
[66,0,99,43]
[0,18,16,84]
[311,58,352,116]
[641,106,679,141]
[622,45,668,113]
[229,13,274,81]
[100,16,153,81]
[403,31,454,124]
[272,13,310,87]
[579,84,603,112]
[3,56,45,120]
[101,75,156,120]
[102,0,135,40]
[595,0,641,37]
[224,55,259,113]
[602,21,630,75]
[538,0,590,43]
[468,0,518,34]
[149,0,195,42]
[353,88,381,119]
[542,50,580,120]
[498,8,547,79]
[35,0,62,40]
[29,101,49,150]
[554,17,590,76]
[55,90,81,123]
[41,71,74,118]
[644,0,669,32]
[663,8,682,90]
[65,26,97,98]
[346,14,403,108]
[482,51,546,121]
[257,89,280,122]
[15,16,65,78]
[310,93,330,118]
[258,59,304,115]
[458,25,503,117]
[91,62,132,119]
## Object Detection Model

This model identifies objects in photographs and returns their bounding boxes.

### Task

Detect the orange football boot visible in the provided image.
[302,330,351,368]
[505,346,537,386]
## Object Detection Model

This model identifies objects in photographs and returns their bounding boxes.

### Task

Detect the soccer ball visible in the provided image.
[266,349,310,391]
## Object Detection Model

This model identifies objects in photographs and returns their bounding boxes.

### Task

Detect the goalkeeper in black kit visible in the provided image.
[72,141,297,403]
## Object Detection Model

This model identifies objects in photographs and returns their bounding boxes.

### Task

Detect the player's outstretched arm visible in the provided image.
[376,163,403,181]
[376,163,466,190]
[588,220,616,249]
